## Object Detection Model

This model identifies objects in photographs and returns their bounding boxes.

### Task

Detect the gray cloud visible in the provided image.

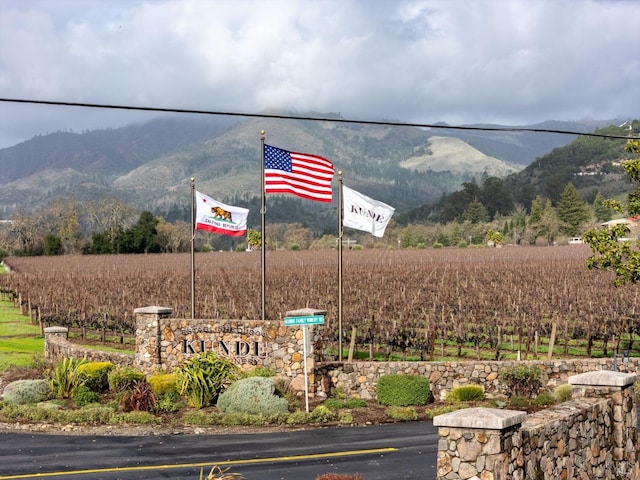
[1,0,639,148]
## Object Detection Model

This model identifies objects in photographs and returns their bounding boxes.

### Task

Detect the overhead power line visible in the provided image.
[1,97,638,140]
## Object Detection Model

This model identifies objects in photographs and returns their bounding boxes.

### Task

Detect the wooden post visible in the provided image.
[547,322,557,360]
[348,326,357,362]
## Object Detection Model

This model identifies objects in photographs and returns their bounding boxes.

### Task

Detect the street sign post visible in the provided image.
[284,313,325,413]
[284,315,325,326]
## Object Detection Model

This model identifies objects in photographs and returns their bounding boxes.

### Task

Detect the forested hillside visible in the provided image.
[401,121,640,225]
[0,113,600,222]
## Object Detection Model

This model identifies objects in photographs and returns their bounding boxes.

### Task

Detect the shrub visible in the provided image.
[0,403,55,422]
[324,398,367,410]
[310,405,336,423]
[433,242,443,249]
[156,391,182,413]
[534,392,555,406]
[112,411,159,425]
[286,411,311,425]
[48,357,88,399]
[499,364,543,398]
[239,366,277,378]
[72,385,100,407]
[338,410,353,424]
[218,412,286,427]
[120,380,157,412]
[108,366,145,393]
[77,362,114,393]
[376,374,430,406]
[446,385,484,403]
[66,405,115,424]
[2,379,50,405]
[385,406,418,421]
[183,409,218,425]
[554,383,573,403]
[176,351,239,409]
[217,377,289,416]
[508,395,531,408]
[147,373,178,396]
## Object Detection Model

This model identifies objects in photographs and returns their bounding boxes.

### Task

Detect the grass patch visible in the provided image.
[0,303,41,337]
[0,337,44,371]
[0,301,45,372]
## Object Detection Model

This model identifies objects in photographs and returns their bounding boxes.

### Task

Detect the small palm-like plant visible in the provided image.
[48,357,88,399]
[176,351,238,408]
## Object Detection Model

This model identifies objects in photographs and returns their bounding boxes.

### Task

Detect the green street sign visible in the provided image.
[284,315,325,326]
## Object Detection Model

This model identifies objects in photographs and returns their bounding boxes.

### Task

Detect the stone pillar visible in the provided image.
[433,407,526,480]
[133,306,173,374]
[569,370,638,478]
[43,326,69,361]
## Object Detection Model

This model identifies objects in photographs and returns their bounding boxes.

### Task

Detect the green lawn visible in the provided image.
[0,300,44,372]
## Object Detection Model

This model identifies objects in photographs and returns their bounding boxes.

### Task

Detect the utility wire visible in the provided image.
[1,97,638,140]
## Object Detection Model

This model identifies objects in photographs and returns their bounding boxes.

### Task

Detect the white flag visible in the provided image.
[195,191,249,237]
[342,185,395,238]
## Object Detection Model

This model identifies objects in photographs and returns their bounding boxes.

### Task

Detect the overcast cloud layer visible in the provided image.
[1,0,639,148]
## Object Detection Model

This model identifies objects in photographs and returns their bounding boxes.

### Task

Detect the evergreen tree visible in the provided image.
[556,182,590,236]
[460,199,489,224]
[536,199,561,245]
[593,192,614,222]
[526,196,544,244]
[117,211,161,253]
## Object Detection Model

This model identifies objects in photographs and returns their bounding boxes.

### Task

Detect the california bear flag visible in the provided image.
[195,191,249,237]
[342,186,395,238]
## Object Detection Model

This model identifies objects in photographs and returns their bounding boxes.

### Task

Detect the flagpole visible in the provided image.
[190,177,196,321]
[260,130,266,321]
[338,171,343,362]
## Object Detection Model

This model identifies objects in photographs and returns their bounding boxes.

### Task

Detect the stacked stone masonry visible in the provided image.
[44,327,134,367]
[433,371,640,480]
[315,358,640,400]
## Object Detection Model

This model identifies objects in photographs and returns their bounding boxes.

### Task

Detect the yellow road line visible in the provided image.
[0,447,397,479]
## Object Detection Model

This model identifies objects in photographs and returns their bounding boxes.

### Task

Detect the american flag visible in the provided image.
[264,144,335,202]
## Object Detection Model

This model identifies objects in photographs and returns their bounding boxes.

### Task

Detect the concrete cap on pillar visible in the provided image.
[133,306,174,315]
[569,371,636,387]
[433,407,526,430]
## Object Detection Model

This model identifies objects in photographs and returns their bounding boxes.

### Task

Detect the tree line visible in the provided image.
[0,177,618,260]
[0,132,638,260]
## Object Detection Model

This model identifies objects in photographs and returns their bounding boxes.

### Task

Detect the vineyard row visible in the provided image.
[2,246,639,359]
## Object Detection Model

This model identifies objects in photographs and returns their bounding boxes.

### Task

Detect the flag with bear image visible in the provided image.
[195,191,249,237]
[342,185,395,238]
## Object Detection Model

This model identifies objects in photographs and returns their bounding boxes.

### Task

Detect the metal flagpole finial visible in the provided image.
[260,130,265,138]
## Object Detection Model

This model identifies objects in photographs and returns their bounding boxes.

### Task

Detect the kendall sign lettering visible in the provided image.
[178,323,269,366]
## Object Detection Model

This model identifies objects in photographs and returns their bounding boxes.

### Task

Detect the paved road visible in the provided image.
[0,421,439,480]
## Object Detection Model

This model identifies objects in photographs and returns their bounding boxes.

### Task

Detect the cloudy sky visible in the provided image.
[1,0,639,148]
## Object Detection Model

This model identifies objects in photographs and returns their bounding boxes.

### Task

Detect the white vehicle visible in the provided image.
[568,237,583,244]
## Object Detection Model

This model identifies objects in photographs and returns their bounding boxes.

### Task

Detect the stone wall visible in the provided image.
[316,357,640,400]
[433,371,640,480]
[44,327,134,366]
[132,306,325,392]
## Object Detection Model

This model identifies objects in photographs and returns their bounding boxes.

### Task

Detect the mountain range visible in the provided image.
[0,113,621,222]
